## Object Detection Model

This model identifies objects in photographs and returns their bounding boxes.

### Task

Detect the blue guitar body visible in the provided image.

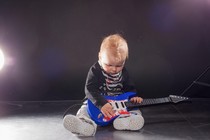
[87,92,137,126]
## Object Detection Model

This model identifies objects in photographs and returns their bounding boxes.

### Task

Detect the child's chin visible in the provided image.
[109,72,120,75]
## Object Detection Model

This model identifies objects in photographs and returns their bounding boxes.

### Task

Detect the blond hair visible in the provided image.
[99,34,128,63]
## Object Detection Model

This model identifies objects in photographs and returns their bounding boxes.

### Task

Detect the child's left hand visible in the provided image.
[130,97,143,103]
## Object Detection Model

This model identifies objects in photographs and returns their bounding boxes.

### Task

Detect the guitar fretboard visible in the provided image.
[125,97,171,108]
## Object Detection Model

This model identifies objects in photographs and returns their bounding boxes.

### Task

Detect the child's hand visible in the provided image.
[101,103,115,118]
[130,97,143,103]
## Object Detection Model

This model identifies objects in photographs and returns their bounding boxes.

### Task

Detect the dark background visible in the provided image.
[0,0,209,101]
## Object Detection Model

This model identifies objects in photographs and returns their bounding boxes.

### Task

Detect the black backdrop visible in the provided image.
[0,0,210,101]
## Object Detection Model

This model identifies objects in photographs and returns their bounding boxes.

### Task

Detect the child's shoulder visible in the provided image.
[90,62,100,70]
[88,62,102,74]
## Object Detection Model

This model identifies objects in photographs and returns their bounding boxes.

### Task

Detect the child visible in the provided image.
[63,34,144,136]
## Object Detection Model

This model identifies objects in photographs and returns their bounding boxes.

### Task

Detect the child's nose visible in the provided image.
[111,67,118,73]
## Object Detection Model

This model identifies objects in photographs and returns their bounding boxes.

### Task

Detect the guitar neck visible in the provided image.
[125,97,171,108]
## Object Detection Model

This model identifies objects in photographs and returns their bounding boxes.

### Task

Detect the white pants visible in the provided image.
[76,104,144,133]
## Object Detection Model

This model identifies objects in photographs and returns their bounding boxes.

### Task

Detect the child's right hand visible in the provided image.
[101,103,115,118]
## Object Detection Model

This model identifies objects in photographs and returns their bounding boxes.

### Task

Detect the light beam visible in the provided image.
[0,48,5,70]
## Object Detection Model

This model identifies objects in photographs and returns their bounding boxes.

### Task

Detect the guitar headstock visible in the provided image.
[169,95,189,103]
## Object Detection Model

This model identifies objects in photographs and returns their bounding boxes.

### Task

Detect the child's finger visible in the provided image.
[130,97,137,102]
[131,97,143,103]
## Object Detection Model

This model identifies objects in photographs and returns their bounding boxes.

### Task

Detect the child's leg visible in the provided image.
[113,109,144,131]
[63,105,97,136]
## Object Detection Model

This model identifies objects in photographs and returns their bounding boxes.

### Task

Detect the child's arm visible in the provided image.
[123,68,143,103]
[85,65,108,109]
[123,68,138,93]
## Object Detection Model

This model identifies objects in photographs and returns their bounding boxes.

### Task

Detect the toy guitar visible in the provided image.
[87,92,189,126]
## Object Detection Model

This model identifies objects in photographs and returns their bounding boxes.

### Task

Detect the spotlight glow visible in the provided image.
[0,48,5,70]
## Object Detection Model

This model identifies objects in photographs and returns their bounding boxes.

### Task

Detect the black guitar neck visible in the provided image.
[125,95,190,109]
[125,97,171,108]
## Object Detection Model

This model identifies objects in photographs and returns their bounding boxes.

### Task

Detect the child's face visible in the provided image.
[99,52,125,74]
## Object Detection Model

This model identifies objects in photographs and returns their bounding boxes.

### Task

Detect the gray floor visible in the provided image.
[0,99,210,140]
